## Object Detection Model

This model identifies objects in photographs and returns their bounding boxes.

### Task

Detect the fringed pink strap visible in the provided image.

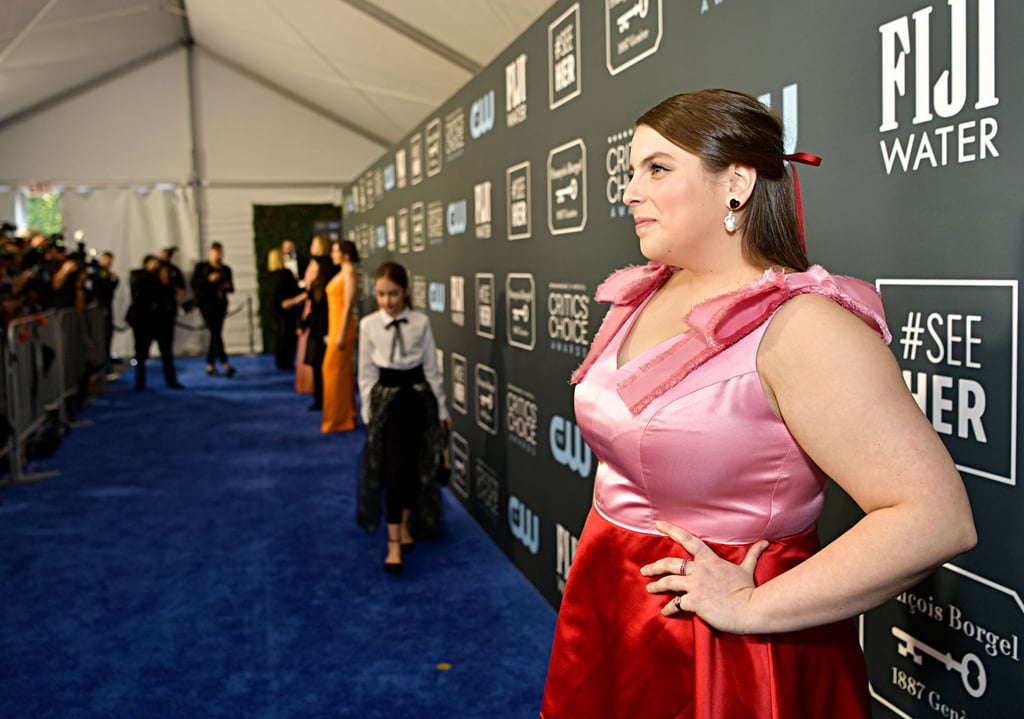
[574,264,890,415]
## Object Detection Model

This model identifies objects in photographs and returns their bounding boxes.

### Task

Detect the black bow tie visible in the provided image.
[386,317,408,362]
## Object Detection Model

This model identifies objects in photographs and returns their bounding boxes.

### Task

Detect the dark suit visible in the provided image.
[190,261,234,365]
[128,267,179,389]
[270,268,300,369]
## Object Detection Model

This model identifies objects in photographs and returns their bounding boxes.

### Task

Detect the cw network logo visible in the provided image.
[471,90,496,139]
[509,495,540,554]
[428,281,446,313]
[447,199,467,236]
[549,415,592,478]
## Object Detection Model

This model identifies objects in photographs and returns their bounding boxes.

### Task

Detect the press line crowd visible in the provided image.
[1,222,119,348]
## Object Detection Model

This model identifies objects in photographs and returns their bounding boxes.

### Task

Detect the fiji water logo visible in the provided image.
[879,0,999,174]
[509,495,540,554]
[549,415,592,478]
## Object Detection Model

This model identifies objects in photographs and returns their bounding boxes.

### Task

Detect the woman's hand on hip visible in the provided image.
[640,520,769,634]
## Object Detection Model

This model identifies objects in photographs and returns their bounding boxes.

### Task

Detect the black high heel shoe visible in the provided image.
[385,540,403,574]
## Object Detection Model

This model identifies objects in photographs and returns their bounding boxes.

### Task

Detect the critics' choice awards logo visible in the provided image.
[410,202,426,252]
[451,353,468,415]
[474,459,500,523]
[446,199,467,237]
[505,53,528,127]
[506,383,539,455]
[877,278,1017,485]
[509,495,540,555]
[547,139,587,235]
[427,201,444,246]
[475,363,499,435]
[409,133,423,186]
[506,273,536,351]
[474,181,492,239]
[445,107,465,162]
[470,89,496,139]
[373,168,383,200]
[449,431,470,498]
[450,275,465,327]
[556,523,580,594]
[862,563,1024,717]
[548,281,591,357]
[395,148,407,189]
[397,208,409,254]
[605,126,633,218]
[476,273,495,339]
[549,4,582,110]
[550,414,593,478]
[879,0,999,175]
[606,0,662,75]
[412,274,427,311]
[507,161,531,240]
[425,117,443,177]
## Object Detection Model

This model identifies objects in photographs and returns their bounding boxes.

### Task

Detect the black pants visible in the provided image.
[380,386,428,524]
[274,314,297,369]
[133,319,178,389]
[199,304,228,365]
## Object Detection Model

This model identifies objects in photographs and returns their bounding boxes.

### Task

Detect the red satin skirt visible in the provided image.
[540,509,870,719]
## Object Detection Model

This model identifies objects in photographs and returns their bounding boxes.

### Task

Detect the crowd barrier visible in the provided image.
[1,304,106,485]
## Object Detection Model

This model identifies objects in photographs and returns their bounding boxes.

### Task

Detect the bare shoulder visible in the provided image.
[760,292,891,370]
[757,292,903,419]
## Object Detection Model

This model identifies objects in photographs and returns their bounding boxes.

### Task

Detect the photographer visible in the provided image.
[127,255,183,391]
[90,251,120,373]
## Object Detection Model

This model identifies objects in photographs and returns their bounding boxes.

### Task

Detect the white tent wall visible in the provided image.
[61,186,200,361]
[0,43,386,360]
[0,51,192,184]
[193,51,384,183]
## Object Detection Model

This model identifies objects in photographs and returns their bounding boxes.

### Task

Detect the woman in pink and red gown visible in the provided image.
[540,90,976,719]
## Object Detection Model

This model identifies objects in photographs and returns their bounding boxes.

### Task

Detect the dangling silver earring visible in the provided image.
[724,198,741,233]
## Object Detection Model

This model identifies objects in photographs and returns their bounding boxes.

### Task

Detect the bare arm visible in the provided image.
[336,266,357,348]
[643,294,976,634]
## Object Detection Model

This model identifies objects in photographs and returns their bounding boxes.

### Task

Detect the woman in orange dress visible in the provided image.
[295,235,327,394]
[321,239,359,433]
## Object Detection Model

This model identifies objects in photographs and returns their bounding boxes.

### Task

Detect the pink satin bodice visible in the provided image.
[573,263,890,545]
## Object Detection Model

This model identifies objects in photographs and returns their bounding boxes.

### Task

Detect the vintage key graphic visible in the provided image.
[555,178,578,204]
[891,626,987,698]
[616,0,649,33]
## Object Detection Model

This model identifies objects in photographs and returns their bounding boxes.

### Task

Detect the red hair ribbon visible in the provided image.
[783,152,822,252]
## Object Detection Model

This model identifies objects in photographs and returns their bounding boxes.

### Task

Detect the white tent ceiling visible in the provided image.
[0,0,554,148]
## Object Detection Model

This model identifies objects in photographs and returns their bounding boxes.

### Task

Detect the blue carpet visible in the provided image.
[0,355,556,718]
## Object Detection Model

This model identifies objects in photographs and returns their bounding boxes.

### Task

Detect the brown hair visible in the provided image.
[637,89,808,271]
[333,239,360,264]
[374,261,412,309]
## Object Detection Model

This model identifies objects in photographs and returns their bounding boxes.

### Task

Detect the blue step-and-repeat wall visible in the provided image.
[344,1,1021,716]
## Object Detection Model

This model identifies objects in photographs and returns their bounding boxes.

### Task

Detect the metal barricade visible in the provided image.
[1,304,106,485]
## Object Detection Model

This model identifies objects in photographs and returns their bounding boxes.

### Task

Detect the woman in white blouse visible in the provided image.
[357,261,451,573]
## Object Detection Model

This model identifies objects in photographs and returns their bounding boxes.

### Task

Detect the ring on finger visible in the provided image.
[674,596,684,612]
[678,558,690,576]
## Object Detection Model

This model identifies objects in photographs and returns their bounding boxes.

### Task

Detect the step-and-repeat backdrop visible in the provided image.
[344,1,1021,716]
